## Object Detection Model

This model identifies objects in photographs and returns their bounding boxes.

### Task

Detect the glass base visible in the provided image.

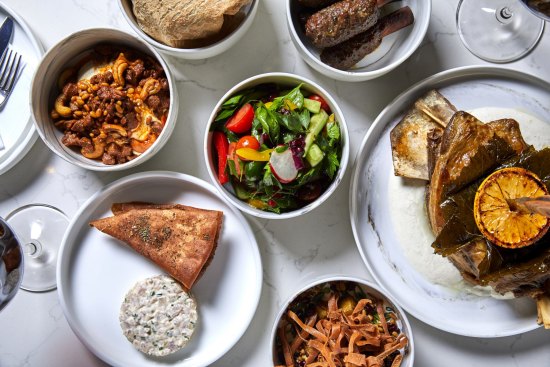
[6,204,69,292]
[457,0,545,63]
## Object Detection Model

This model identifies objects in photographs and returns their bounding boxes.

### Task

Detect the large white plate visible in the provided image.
[350,66,550,338]
[57,171,263,366]
[0,1,43,174]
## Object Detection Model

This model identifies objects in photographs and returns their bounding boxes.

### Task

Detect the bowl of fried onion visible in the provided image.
[271,275,414,367]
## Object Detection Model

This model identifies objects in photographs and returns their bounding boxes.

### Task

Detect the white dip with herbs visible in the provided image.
[390,107,549,298]
[119,274,198,356]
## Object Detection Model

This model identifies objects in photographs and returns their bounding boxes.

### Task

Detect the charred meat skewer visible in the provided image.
[304,0,394,48]
[320,6,414,70]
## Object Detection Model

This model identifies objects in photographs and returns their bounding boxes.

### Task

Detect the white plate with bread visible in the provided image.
[57,171,262,366]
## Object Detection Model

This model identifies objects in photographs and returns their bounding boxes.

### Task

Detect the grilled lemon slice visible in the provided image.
[474,167,549,249]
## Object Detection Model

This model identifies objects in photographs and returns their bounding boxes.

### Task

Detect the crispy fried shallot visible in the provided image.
[275,283,409,367]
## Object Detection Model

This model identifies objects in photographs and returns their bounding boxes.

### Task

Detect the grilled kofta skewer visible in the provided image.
[304,0,394,48]
[320,6,414,70]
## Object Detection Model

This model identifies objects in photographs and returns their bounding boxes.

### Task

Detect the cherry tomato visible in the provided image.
[236,135,260,151]
[226,103,255,134]
[307,94,331,113]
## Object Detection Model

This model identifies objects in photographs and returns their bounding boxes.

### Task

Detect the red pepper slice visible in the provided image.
[228,142,243,177]
[226,103,255,134]
[213,131,229,184]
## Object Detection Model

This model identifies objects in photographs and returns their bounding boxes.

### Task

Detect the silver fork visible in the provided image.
[0,48,22,110]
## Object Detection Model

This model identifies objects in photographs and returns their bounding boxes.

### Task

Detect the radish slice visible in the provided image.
[269,148,299,183]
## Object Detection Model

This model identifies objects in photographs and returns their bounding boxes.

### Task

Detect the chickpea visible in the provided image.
[339,297,356,316]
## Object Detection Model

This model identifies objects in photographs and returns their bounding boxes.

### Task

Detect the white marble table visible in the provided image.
[1,0,550,366]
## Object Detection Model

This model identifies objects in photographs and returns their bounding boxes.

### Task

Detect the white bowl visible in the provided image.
[204,72,349,219]
[270,275,415,366]
[118,0,259,59]
[30,28,178,172]
[286,0,431,82]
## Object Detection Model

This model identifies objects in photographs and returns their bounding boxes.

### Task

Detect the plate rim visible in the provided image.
[0,0,44,175]
[56,170,263,366]
[349,65,550,337]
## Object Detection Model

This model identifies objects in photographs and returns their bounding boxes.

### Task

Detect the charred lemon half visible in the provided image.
[474,167,549,249]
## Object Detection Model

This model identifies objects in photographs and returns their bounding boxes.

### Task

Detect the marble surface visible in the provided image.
[1,0,550,366]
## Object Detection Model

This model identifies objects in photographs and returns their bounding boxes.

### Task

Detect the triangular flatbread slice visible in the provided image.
[90,203,223,291]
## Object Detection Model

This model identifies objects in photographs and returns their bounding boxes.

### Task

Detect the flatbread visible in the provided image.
[132,0,252,47]
[90,202,223,291]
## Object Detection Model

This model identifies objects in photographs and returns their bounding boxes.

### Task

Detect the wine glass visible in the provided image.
[4,204,69,292]
[456,0,548,63]
[0,217,23,311]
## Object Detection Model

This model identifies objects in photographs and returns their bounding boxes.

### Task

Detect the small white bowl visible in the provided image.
[286,0,431,82]
[270,275,415,366]
[118,0,259,59]
[204,72,349,219]
[30,28,178,172]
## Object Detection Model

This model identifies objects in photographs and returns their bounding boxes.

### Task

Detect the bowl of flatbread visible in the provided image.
[118,0,259,59]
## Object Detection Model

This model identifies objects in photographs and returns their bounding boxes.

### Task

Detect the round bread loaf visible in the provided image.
[119,275,198,356]
[132,0,252,47]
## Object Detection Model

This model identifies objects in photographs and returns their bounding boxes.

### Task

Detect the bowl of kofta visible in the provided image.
[286,0,431,81]
[30,28,178,171]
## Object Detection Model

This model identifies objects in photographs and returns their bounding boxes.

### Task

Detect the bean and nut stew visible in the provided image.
[50,46,170,165]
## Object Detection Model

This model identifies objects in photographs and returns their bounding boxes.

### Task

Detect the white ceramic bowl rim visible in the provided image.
[204,72,350,219]
[118,0,259,55]
[30,27,178,172]
[269,274,415,366]
[285,0,432,79]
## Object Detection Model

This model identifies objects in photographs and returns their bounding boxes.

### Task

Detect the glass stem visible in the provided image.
[25,241,42,258]
[496,6,514,24]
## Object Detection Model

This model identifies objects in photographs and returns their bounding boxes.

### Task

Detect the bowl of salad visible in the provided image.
[204,73,349,219]
[270,276,414,366]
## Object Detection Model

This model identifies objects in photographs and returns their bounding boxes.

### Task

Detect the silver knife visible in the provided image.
[0,17,14,59]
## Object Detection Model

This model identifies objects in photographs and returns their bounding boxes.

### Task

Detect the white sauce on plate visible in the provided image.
[119,275,198,356]
[390,107,549,297]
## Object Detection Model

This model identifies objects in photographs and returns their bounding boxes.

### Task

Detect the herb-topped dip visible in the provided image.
[119,274,198,356]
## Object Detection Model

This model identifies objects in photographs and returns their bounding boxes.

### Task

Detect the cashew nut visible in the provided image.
[130,113,155,141]
[140,78,161,100]
[112,53,128,87]
[101,123,127,137]
[81,137,105,159]
[54,94,72,118]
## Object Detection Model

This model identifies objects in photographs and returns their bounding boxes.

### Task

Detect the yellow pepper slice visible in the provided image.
[284,99,297,111]
[264,102,273,109]
[248,198,268,209]
[236,148,273,161]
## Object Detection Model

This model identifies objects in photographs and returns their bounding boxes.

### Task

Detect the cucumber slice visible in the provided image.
[304,109,329,155]
[304,98,321,114]
[233,183,251,200]
[306,144,325,167]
